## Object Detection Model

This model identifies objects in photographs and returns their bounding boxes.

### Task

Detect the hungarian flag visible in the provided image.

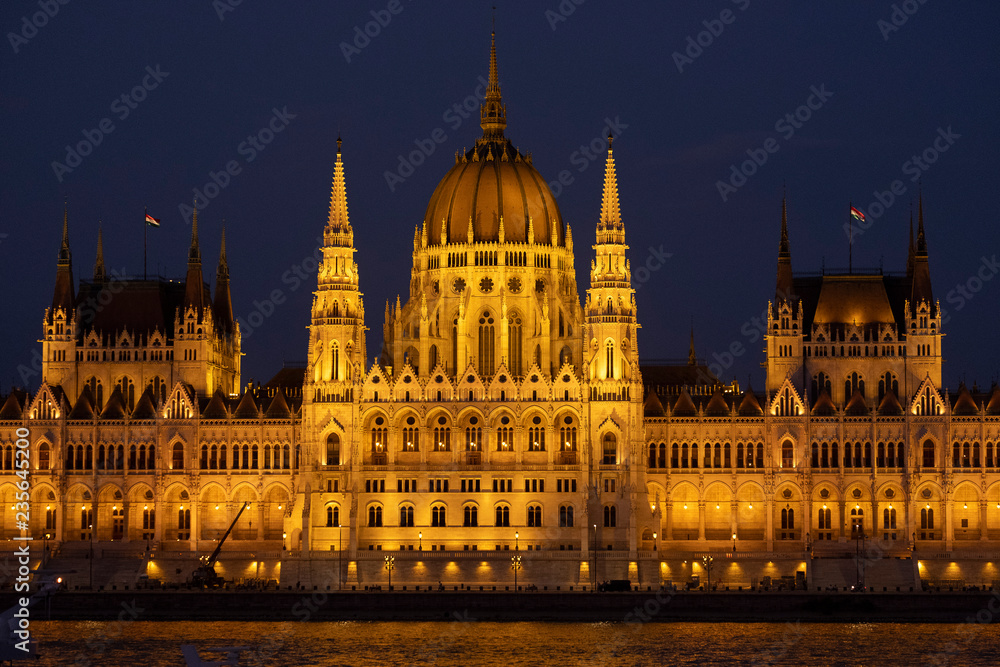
[144,212,161,227]
[850,206,865,222]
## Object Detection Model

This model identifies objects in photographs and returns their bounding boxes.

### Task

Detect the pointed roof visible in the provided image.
[265,389,291,418]
[131,387,158,420]
[811,388,837,416]
[687,327,697,365]
[327,138,352,231]
[704,388,730,416]
[233,391,259,419]
[986,384,1000,415]
[738,390,763,416]
[844,388,868,416]
[100,386,127,420]
[671,389,697,416]
[0,393,24,420]
[94,223,106,282]
[202,388,230,419]
[479,29,506,138]
[877,388,903,416]
[68,385,95,420]
[643,389,665,417]
[952,384,979,415]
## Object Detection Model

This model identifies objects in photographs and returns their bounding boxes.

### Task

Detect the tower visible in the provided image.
[767,197,804,393]
[42,203,78,389]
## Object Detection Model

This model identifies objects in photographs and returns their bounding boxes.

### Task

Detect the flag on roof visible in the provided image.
[144,212,160,227]
[849,206,865,222]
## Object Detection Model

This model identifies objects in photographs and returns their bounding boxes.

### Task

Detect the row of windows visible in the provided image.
[648,443,765,470]
[359,503,616,528]
[53,443,300,472]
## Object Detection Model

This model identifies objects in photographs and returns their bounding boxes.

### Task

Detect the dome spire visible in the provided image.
[480,26,507,138]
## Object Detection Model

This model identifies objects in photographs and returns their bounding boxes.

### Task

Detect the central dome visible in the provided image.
[423,139,564,246]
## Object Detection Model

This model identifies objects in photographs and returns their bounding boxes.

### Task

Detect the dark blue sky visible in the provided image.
[2,1,999,393]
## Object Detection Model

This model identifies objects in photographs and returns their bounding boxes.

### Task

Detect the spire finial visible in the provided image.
[61,198,69,249]
[218,221,229,275]
[779,195,790,256]
[917,188,927,254]
[480,23,507,137]
[94,222,106,281]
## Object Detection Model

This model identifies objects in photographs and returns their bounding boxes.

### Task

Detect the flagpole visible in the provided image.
[144,206,148,280]
[848,201,852,275]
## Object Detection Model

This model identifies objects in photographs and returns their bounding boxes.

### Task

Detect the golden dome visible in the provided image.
[423,140,564,246]
[422,30,564,247]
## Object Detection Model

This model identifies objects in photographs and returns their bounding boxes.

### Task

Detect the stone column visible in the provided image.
[730,501,738,546]
[765,499,774,550]
[837,501,846,542]
[981,501,989,541]
[945,497,954,551]
[697,502,706,541]
[190,499,200,552]
[665,501,673,541]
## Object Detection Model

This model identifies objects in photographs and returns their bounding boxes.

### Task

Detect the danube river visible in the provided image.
[30,621,1000,665]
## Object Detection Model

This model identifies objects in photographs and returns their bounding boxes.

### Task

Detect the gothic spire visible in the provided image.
[479,28,507,138]
[599,134,622,231]
[916,190,927,255]
[775,196,793,306]
[94,222,106,282]
[50,201,75,320]
[910,191,934,315]
[688,326,697,366]
[327,137,351,231]
[214,223,234,334]
[184,199,205,314]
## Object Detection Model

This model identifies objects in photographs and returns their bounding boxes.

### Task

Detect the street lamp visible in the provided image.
[511,553,521,591]
[652,532,657,553]
[732,533,737,555]
[592,524,598,589]
[384,555,394,589]
[419,531,422,551]
[702,555,714,592]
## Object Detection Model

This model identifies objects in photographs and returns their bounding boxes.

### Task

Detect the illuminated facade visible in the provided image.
[2,33,998,588]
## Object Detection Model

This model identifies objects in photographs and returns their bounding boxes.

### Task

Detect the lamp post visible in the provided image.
[652,532,657,553]
[419,531,422,552]
[702,555,714,592]
[732,532,737,555]
[514,531,519,590]
[592,524,598,589]
[384,554,394,589]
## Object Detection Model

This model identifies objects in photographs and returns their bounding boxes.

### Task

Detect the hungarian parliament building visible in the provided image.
[3,34,998,587]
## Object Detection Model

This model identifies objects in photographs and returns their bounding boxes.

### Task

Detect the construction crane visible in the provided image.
[191,501,250,588]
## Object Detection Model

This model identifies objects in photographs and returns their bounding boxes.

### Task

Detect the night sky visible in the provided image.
[2,1,998,394]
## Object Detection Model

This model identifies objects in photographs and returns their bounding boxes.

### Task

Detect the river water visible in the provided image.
[32,620,1000,666]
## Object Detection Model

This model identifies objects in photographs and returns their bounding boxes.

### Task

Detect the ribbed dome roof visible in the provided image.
[424,139,563,246]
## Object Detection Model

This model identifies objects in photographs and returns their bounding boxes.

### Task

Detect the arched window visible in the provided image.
[368,506,382,527]
[432,505,447,527]
[883,507,897,529]
[756,443,764,468]
[603,505,617,528]
[560,425,577,451]
[251,444,259,469]
[559,345,573,368]
[463,505,478,527]
[428,345,438,373]
[560,505,574,527]
[602,433,617,465]
[605,340,615,379]
[478,311,496,377]
[200,444,208,470]
[920,507,935,530]
[85,376,105,408]
[818,507,831,530]
[116,376,136,411]
[495,505,510,527]
[528,418,545,451]
[781,508,795,530]
[922,440,935,468]
[172,443,184,470]
[508,313,523,376]
[220,444,228,470]
[400,506,414,527]
[331,342,340,380]
[326,433,341,466]
[149,376,167,404]
[327,505,340,527]
[465,426,482,451]
[38,443,50,470]
[781,441,793,468]
[527,505,542,527]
